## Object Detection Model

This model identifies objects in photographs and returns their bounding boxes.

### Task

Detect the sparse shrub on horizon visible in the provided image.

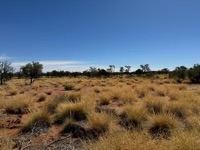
[21,61,43,84]
[188,64,200,83]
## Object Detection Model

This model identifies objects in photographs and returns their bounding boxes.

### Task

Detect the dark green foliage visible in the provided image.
[188,64,200,83]
[21,61,43,84]
[169,66,188,82]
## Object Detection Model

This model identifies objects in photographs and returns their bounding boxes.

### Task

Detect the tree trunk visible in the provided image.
[30,78,33,84]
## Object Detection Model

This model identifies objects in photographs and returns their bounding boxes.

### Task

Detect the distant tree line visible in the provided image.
[169,64,200,83]
[1,60,200,85]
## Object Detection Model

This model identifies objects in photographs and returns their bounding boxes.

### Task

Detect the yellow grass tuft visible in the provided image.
[4,96,33,114]
[147,114,178,138]
[54,102,87,124]
[21,111,51,133]
[120,105,147,129]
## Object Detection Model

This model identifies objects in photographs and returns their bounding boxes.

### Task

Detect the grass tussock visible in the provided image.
[119,105,147,129]
[54,102,87,124]
[147,114,178,138]
[164,102,187,119]
[145,99,165,114]
[88,113,110,132]
[87,113,111,139]
[44,93,81,114]
[156,87,167,97]
[98,93,111,105]
[61,118,86,138]
[21,111,51,133]
[4,96,33,114]
[63,84,74,90]
[67,92,82,103]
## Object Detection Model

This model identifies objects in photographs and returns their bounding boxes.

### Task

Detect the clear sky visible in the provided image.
[0,0,200,72]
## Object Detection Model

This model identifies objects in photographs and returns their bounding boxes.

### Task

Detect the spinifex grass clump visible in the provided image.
[44,94,68,114]
[67,92,81,103]
[119,105,147,129]
[147,114,178,139]
[21,111,51,134]
[145,99,164,114]
[61,119,86,138]
[4,97,32,114]
[164,102,187,119]
[99,93,111,106]
[53,102,87,124]
[45,93,81,114]
[87,113,111,139]
[63,84,74,90]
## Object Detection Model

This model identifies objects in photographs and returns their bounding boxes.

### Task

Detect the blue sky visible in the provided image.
[0,0,200,72]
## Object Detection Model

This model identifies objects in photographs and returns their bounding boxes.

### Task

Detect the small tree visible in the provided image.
[108,65,115,73]
[88,67,98,77]
[125,66,131,73]
[120,67,124,73]
[135,69,143,75]
[0,61,14,85]
[21,62,43,84]
[140,64,151,73]
[174,66,188,81]
[160,68,169,74]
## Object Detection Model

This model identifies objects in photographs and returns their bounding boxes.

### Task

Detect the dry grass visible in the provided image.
[61,118,86,138]
[98,93,111,105]
[84,128,200,150]
[20,110,51,133]
[0,77,199,149]
[53,102,88,124]
[4,96,33,114]
[145,99,165,114]
[63,84,74,90]
[88,113,111,131]
[0,135,14,150]
[147,114,178,138]
[164,102,187,119]
[119,105,147,129]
